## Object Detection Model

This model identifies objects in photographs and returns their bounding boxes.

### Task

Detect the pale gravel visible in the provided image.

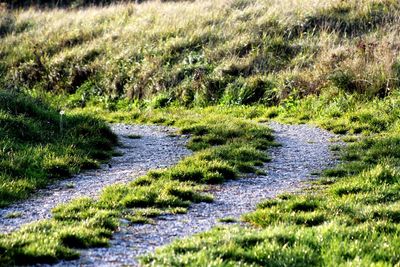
[51,122,340,267]
[0,124,191,234]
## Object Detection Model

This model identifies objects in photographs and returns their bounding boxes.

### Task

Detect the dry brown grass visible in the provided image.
[1,0,399,105]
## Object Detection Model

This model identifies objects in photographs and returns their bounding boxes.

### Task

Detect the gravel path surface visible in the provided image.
[56,122,340,267]
[0,124,190,234]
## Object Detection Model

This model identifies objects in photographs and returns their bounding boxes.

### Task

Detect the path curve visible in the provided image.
[0,124,191,233]
[56,122,339,266]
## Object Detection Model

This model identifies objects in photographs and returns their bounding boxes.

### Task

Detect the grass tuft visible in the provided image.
[0,91,117,207]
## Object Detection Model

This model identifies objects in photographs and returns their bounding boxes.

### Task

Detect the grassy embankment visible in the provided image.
[0,90,117,208]
[1,0,399,107]
[1,0,400,265]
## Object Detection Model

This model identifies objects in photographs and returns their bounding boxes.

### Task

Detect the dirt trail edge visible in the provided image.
[55,122,339,267]
[0,124,191,234]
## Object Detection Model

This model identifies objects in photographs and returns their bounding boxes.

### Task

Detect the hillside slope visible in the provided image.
[1,0,399,108]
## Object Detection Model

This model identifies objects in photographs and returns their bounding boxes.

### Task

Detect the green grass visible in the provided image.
[0,90,117,207]
[1,0,400,109]
[0,108,274,265]
[126,134,142,139]
[1,0,400,265]
[3,80,400,266]
[4,212,23,219]
[218,217,237,223]
[141,94,400,266]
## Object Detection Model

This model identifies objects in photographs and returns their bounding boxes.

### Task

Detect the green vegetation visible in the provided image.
[1,0,400,265]
[126,134,142,139]
[0,90,117,207]
[142,94,400,266]
[4,212,23,219]
[2,0,135,9]
[218,217,237,223]
[5,90,400,265]
[1,0,399,109]
[0,110,273,265]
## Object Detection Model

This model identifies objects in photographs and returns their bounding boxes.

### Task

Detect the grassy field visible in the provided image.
[1,0,400,265]
[0,90,117,207]
[1,0,400,108]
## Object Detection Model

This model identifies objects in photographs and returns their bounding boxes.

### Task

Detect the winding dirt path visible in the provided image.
[0,124,191,234]
[53,122,339,267]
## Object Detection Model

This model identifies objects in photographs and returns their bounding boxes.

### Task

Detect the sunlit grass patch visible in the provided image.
[2,0,400,109]
[0,106,273,265]
[0,217,116,265]
[144,129,400,265]
[0,91,117,207]
[143,220,400,266]
[141,93,400,266]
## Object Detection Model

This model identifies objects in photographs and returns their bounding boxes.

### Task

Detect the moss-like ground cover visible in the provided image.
[0,90,117,207]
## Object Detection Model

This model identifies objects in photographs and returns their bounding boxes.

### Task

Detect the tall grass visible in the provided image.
[1,0,399,107]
